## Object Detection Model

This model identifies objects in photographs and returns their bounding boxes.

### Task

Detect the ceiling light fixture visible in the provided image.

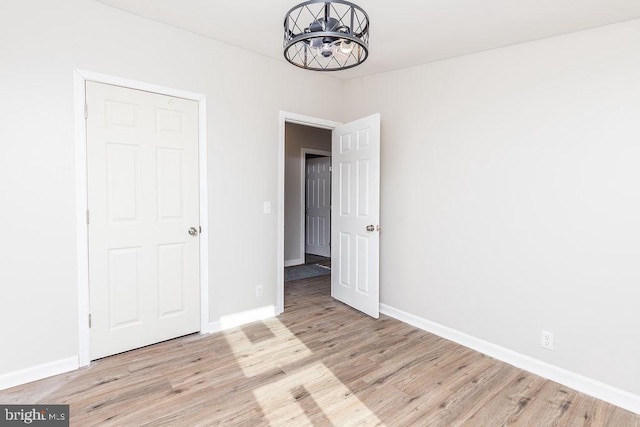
[284,0,370,71]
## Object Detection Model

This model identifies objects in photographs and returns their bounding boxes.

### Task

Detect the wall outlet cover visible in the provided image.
[541,330,555,350]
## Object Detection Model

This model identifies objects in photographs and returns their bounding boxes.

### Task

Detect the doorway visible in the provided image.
[277,113,340,314]
[283,123,332,268]
[278,112,382,318]
[75,69,209,367]
[283,147,333,284]
[304,153,331,259]
[85,81,201,360]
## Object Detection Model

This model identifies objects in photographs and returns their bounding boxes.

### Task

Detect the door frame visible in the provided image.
[299,148,331,264]
[74,69,209,366]
[277,112,341,314]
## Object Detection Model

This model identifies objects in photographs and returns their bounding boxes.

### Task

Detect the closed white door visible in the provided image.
[305,156,331,257]
[86,81,200,360]
[331,114,380,318]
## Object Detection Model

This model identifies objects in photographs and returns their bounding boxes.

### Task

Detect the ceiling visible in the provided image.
[95,0,640,80]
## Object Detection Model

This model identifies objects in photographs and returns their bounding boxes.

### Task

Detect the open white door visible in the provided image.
[331,114,380,318]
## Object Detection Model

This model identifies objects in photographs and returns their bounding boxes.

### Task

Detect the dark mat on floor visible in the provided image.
[285,263,331,282]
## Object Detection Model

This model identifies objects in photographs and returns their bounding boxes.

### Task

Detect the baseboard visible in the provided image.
[200,321,219,334]
[2,305,278,391]
[285,258,304,267]
[0,357,78,391]
[203,305,277,334]
[380,303,640,415]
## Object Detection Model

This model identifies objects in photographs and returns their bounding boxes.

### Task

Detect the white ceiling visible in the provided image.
[95,0,640,79]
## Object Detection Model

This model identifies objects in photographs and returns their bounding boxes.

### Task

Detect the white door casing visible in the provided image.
[86,81,201,359]
[331,114,381,318]
[305,156,331,257]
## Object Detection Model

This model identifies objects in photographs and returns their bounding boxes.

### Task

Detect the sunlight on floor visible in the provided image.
[224,317,381,424]
[223,318,312,377]
[253,360,381,425]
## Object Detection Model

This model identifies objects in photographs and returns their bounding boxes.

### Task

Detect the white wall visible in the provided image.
[4,0,640,406]
[0,0,342,379]
[284,123,332,264]
[342,19,640,396]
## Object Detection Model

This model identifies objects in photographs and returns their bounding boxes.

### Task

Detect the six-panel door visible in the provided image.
[306,156,331,257]
[331,114,380,318]
[86,81,200,359]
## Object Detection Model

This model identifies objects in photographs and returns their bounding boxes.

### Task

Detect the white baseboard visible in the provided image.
[0,357,78,391]
[2,305,278,391]
[200,321,219,334]
[203,305,277,334]
[285,258,304,267]
[203,321,220,334]
[380,303,640,415]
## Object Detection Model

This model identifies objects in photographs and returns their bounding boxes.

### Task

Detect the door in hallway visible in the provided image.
[305,156,331,257]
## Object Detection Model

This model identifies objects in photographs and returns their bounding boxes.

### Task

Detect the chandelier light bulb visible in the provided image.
[339,40,354,55]
[321,43,335,58]
[309,38,336,58]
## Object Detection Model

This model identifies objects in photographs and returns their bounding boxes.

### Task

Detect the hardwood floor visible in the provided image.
[1,275,638,426]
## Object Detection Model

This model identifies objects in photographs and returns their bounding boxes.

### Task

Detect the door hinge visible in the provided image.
[199,226,202,233]
[84,104,88,119]
[88,314,92,328]
[329,166,333,172]
[86,209,90,224]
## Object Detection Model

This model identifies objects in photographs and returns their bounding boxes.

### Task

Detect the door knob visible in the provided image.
[188,227,199,236]
[366,225,375,232]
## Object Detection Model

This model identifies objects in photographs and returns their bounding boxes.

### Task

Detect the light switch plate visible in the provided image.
[263,201,272,214]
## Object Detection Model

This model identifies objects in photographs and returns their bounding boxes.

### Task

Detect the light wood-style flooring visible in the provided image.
[1,275,638,426]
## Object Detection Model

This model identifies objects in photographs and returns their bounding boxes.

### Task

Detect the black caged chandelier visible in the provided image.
[283,0,370,71]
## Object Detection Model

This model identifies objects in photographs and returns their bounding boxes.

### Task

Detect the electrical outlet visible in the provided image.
[256,285,263,297]
[541,330,554,350]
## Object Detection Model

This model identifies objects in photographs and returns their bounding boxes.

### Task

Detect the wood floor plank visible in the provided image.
[0,274,638,426]
[560,395,616,427]
[461,371,548,425]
